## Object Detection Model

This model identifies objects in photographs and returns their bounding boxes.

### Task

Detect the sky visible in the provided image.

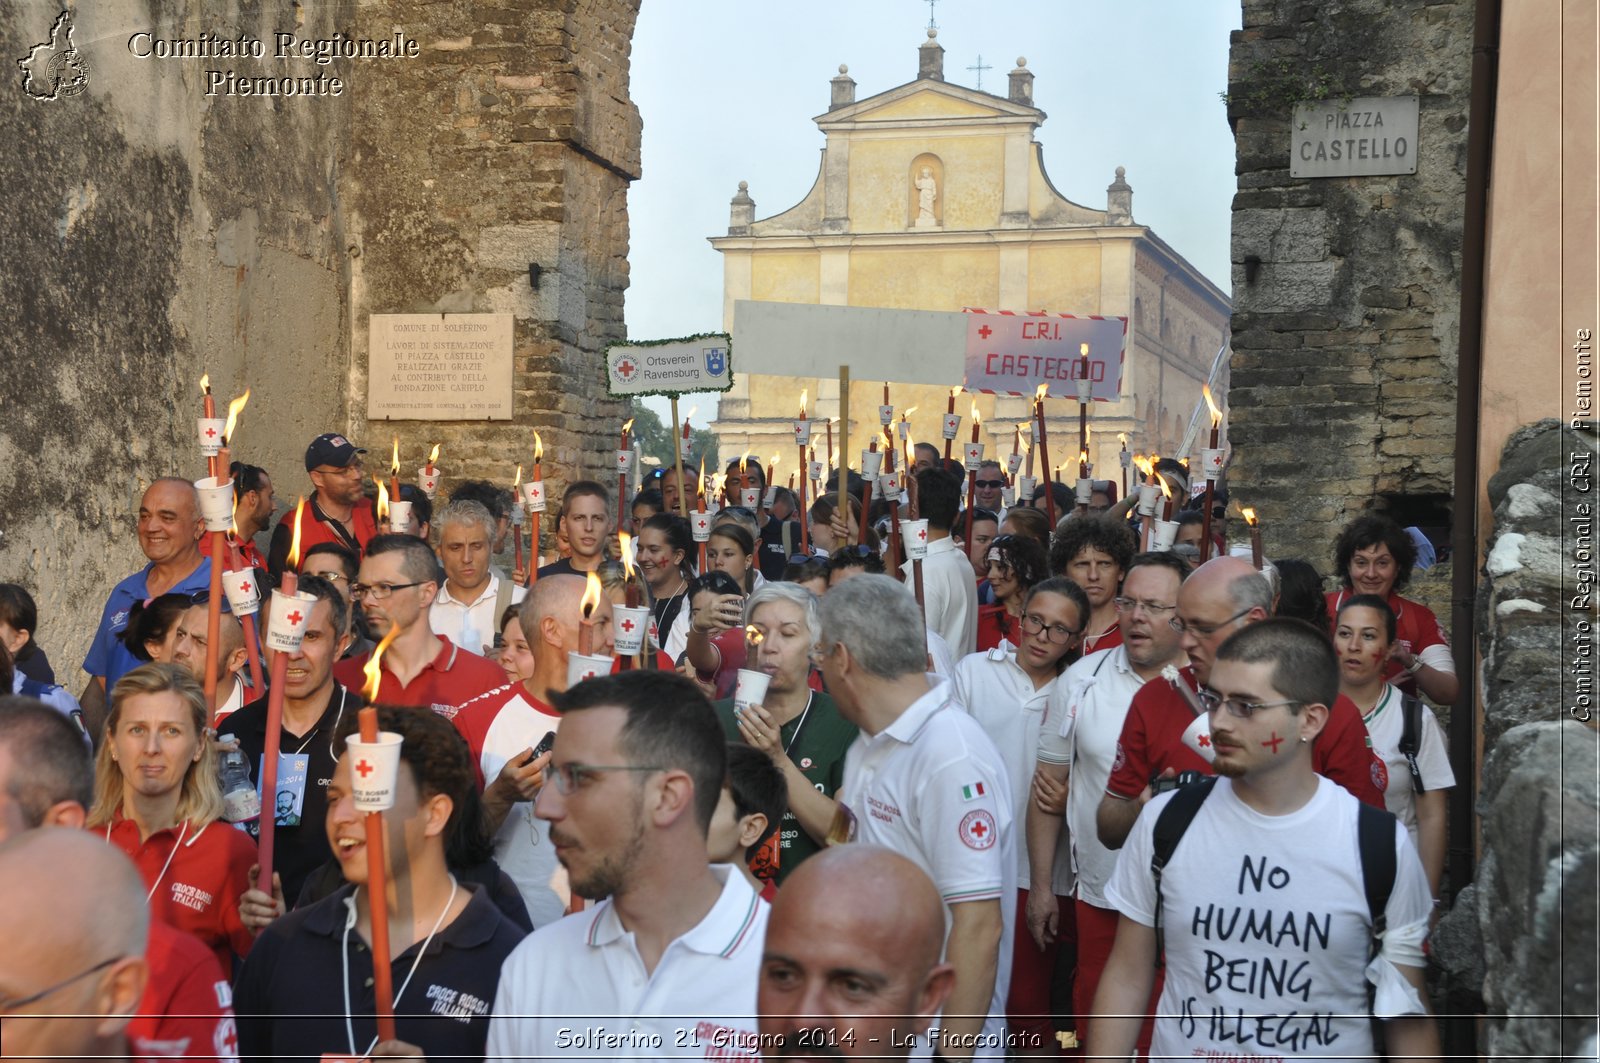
[624,0,1242,429]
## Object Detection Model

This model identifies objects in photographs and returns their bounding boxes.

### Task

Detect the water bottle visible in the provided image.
[218,736,261,824]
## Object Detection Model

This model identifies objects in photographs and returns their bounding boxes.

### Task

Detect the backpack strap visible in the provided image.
[1149,776,1218,969]
[1398,694,1426,794]
[493,575,514,635]
[1357,799,1399,1050]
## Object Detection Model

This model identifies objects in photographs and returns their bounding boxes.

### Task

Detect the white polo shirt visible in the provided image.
[486,864,767,1062]
[452,683,568,929]
[1035,645,1154,909]
[431,574,526,656]
[1362,683,1457,844]
[951,649,1072,895]
[902,536,979,656]
[839,677,1014,1058]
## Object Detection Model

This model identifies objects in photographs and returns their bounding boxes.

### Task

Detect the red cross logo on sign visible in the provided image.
[978,325,993,339]
[617,358,638,380]
[356,759,374,778]
[286,610,303,626]
[619,618,636,633]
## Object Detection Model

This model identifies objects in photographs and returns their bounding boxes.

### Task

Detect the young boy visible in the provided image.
[707,743,788,901]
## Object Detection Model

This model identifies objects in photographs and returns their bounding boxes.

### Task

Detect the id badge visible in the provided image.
[268,753,310,828]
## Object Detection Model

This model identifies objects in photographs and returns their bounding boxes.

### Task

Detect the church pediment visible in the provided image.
[817,80,1042,130]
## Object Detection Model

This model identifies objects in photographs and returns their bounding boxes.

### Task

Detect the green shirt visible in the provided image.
[714,690,859,883]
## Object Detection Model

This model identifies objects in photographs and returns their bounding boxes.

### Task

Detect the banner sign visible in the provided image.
[604,334,733,399]
[962,309,1127,400]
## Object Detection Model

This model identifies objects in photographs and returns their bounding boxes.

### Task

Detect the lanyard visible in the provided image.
[341,875,459,1056]
[105,819,189,903]
[782,693,815,757]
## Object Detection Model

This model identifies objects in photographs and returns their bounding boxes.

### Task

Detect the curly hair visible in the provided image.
[987,534,1049,591]
[1048,513,1137,579]
[1333,514,1417,592]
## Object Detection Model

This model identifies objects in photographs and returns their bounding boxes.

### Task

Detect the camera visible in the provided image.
[1150,770,1207,794]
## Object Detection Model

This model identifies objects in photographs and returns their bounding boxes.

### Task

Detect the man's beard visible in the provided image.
[563,794,647,900]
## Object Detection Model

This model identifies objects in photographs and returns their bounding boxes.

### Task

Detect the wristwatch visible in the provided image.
[1405,656,1424,675]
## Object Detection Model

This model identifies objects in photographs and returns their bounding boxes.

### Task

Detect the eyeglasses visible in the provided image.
[548,762,663,795]
[0,956,121,1013]
[1113,596,1177,616]
[1196,689,1305,719]
[1169,606,1254,638]
[1020,613,1081,645]
[974,479,1006,490]
[313,463,364,478]
[350,581,426,601]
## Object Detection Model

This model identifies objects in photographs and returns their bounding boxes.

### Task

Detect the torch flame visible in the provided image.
[1157,475,1173,500]
[428,443,441,465]
[970,400,980,423]
[712,472,727,497]
[580,570,603,620]
[903,406,919,419]
[686,405,698,422]
[738,449,750,473]
[1018,435,1031,456]
[513,464,523,489]
[362,625,401,702]
[1080,449,1089,465]
[1133,455,1153,478]
[798,389,807,416]
[230,493,240,539]
[533,431,544,463]
[698,457,707,496]
[1119,432,1129,447]
[1241,506,1259,527]
[1080,342,1090,357]
[769,453,782,475]
[950,385,963,400]
[621,418,636,436]
[619,533,637,581]
[1035,383,1050,401]
[745,625,764,646]
[222,389,251,444]
[390,437,400,474]
[199,373,211,395]
[375,480,390,521]
[1202,384,1223,426]
[287,497,307,569]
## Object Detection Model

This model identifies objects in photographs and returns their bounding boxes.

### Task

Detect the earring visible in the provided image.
[1300,736,1309,744]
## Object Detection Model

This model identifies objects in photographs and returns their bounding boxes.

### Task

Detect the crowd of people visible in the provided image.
[0,426,1460,1061]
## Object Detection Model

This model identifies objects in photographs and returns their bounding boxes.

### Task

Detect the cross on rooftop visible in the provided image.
[967,55,993,90]
[925,0,938,29]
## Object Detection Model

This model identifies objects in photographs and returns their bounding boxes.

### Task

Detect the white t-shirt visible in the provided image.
[952,649,1072,893]
[902,536,979,656]
[486,865,767,1062]
[1035,645,1152,908]
[1104,775,1433,1062]
[430,574,526,656]
[1361,684,1456,844]
[839,677,1014,1057]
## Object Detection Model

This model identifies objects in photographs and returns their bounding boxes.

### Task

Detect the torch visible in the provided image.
[1242,507,1263,571]
[567,571,613,690]
[942,386,963,463]
[197,375,223,479]
[1119,433,1131,499]
[617,419,635,533]
[523,433,546,587]
[512,465,525,580]
[795,390,812,554]
[257,499,312,891]
[1199,385,1225,563]
[200,390,250,717]
[225,504,266,697]
[419,444,441,500]
[694,458,710,573]
[963,401,982,554]
[357,632,403,1044]
[1035,384,1057,529]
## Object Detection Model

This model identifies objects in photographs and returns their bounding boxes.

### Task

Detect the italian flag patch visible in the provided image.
[961,782,987,802]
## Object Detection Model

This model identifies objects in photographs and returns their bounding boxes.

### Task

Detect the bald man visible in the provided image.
[171,603,251,718]
[758,845,956,1060]
[0,829,151,1062]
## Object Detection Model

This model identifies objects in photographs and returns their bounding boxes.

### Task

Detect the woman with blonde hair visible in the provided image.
[89,662,258,971]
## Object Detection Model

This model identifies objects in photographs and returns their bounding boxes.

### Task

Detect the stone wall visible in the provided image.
[1225,0,1471,570]
[0,0,640,674]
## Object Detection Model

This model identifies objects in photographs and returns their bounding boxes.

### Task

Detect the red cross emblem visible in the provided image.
[619,618,636,633]
[917,528,928,541]
[959,809,997,850]
[1262,732,1285,754]
[356,759,374,778]
[978,325,993,339]
[205,427,218,438]
[617,358,638,379]
[238,582,253,595]
[286,610,303,626]
[1197,734,1211,747]
[970,818,987,838]
[617,453,629,467]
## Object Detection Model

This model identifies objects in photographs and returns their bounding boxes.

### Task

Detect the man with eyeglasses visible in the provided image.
[267,433,378,580]
[332,534,505,718]
[1093,620,1438,1062]
[973,460,1008,515]
[301,543,373,660]
[1097,557,1384,854]
[1027,552,1190,1056]
[488,672,768,1060]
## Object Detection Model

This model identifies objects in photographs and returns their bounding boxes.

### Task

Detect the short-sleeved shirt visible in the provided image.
[452,683,570,928]
[83,559,212,685]
[1104,775,1433,1061]
[333,635,505,720]
[1105,668,1386,808]
[713,690,858,883]
[267,495,377,580]
[130,919,239,1063]
[234,881,526,1063]
[229,684,363,905]
[1327,589,1454,698]
[534,556,602,579]
[974,604,1019,654]
[1362,683,1456,843]
[431,575,527,656]
[102,814,256,974]
[901,536,979,656]
[837,677,1015,1057]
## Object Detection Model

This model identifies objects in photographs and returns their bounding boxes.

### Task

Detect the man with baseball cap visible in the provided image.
[268,433,378,579]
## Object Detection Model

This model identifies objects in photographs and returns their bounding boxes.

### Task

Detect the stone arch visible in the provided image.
[909,152,944,228]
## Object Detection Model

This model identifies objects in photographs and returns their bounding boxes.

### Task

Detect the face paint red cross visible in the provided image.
[978,325,993,339]
[619,618,636,633]
[286,610,304,626]
[205,427,218,438]
[356,759,374,778]
[617,358,637,379]
[1262,732,1284,754]
[969,818,988,838]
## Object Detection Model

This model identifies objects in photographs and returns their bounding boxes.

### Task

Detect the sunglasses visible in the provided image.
[974,479,1006,490]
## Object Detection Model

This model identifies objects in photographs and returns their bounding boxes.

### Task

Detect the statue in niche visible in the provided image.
[914,166,938,227]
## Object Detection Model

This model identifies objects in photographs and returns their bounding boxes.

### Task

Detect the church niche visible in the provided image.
[908,153,944,229]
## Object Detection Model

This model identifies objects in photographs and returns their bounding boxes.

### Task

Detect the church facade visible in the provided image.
[708,31,1231,490]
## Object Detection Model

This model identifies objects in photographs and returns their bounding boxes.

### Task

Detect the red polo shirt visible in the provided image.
[333,635,506,720]
[1105,666,1385,807]
[1326,588,1450,698]
[102,815,256,973]
[1081,622,1124,657]
[130,920,238,1063]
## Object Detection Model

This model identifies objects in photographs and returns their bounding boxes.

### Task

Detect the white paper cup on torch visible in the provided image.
[388,500,414,535]
[612,606,651,656]
[691,511,713,542]
[1150,519,1180,552]
[879,405,894,426]
[194,477,235,532]
[1013,475,1037,507]
[417,467,440,499]
[878,471,901,498]
[860,450,883,479]
[963,442,985,472]
[1200,447,1227,481]
[264,589,317,653]
[793,420,812,446]
[1076,376,1093,404]
[1137,484,1161,517]
[1181,713,1217,765]
[941,414,961,440]
[733,669,772,714]
[898,420,912,440]
[566,652,614,686]
[616,450,635,476]
[1006,452,1024,478]
[520,480,547,513]
[763,485,779,508]
[740,487,761,510]
[197,418,226,457]
[808,460,824,482]
[1075,477,1094,505]
[223,568,262,617]
[345,732,405,812]
[901,519,931,560]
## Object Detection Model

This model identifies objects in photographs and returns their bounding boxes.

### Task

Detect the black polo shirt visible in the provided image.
[229,684,363,905]
[234,881,526,1063]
